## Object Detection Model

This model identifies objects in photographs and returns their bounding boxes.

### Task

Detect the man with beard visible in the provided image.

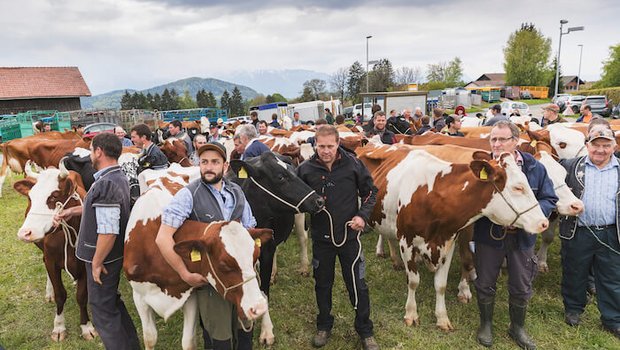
[156,142,257,350]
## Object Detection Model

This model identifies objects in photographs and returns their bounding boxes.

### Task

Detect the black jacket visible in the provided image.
[138,143,169,173]
[297,148,377,243]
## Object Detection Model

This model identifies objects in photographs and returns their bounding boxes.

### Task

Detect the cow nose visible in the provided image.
[571,202,584,214]
[18,229,32,242]
[315,197,325,209]
[538,219,549,233]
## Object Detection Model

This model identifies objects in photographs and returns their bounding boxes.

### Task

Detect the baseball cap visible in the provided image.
[542,104,560,113]
[197,141,227,160]
[209,122,218,129]
[587,127,615,143]
[217,118,224,124]
[492,104,502,111]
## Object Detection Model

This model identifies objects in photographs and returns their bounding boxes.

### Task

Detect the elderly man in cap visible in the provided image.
[156,141,257,349]
[484,104,508,126]
[540,104,567,127]
[209,123,226,143]
[559,126,620,341]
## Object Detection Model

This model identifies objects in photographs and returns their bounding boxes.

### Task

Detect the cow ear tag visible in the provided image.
[190,248,202,262]
[255,238,262,248]
[238,167,248,179]
[479,167,488,180]
[530,140,537,147]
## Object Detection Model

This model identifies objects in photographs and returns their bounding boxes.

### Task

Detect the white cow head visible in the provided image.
[547,124,587,159]
[14,168,82,242]
[478,154,549,233]
[536,151,584,216]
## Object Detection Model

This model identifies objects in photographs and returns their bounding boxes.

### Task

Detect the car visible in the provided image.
[500,101,530,116]
[583,95,611,117]
[552,93,570,104]
[564,95,586,114]
[555,95,571,112]
[225,116,251,125]
[83,122,116,138]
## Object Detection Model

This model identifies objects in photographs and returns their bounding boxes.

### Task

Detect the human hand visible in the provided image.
[53,207,79,227]
[92,263,108,285]
[181,271,208,287]
[348,216,366,231]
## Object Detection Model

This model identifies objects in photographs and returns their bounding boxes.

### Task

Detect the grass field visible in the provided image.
[0,173,618,349]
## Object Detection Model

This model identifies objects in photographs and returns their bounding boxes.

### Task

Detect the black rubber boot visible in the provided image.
[476,296,494,347]
[508,299,537,350]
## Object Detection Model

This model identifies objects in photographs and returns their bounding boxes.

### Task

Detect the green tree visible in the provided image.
[207,91,217,108]
[504,23,552,86]
[330,67,348,101]
[595,43,620,88]
[298,86,315,102]
[369,58,395,92]
[302,79,327,100]
[145,92,154,109]
[547,57,564,93]
[426,57,464,87]
[347,61,366,103]
[152,93,162,110]
[120,90,132,109]
[178,90,197,109]
[229,87,244,117]
[220,90,230,111]
[196,89,207,108]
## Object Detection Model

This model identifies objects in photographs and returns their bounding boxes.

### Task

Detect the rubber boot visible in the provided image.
[508,299,537,350]
[236,328,253,350]
[476,296,494,347]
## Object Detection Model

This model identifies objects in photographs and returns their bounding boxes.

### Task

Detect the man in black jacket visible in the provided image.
[366,111,396,144]
[130,123,169,173]
[296,125,379,350]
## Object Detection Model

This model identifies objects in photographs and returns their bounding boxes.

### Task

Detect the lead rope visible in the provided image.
[577,218,620,256]
[489,182,540,241]
[318,207,363,309]
[249,177,316,213]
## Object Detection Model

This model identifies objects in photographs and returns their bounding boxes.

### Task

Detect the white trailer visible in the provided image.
[288,100,342,124]
[249,102,289,122]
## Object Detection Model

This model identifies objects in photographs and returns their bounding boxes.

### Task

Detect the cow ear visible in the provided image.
[472,151,492,161]
[469,160,496,182]
[174,240,209,264]
[229,160,255,179]
[14,178,36,196]
[247,228,273,246]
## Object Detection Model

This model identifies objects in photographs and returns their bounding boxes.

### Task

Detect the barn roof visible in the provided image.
[0,67,91,100]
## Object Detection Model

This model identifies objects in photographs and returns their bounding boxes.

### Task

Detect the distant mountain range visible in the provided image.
[81,69,336,109]
[81,77,260,110]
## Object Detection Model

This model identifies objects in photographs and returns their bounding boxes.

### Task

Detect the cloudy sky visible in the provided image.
[2,0,618,95]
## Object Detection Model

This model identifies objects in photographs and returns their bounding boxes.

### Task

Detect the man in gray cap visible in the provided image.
[484,104,508,126]
[540,103,567,127]
[559,126,620,341]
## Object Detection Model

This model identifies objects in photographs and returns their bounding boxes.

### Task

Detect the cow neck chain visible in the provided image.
[491,182,540,229]
[248,176,316,214]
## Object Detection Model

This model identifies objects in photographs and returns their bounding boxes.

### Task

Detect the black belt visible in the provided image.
[578,224,616,231]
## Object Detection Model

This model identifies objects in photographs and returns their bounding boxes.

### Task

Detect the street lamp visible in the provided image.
[366,35,372,93]
[577,44,583,91]
[554,20,584,97]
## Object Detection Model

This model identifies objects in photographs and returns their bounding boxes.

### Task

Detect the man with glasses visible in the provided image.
[473,121,557,349]
[559,126,620,341]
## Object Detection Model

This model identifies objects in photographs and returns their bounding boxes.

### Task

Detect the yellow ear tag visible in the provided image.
[479,167,488,180]
[238,167,248,179]
[190,248,202,262]
[255,238,262,248]
[530,140,538,147]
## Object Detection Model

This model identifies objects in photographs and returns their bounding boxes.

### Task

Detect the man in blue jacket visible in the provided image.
[233,124,270,160]
[474,121,557,349]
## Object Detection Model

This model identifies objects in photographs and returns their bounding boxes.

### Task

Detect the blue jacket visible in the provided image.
[242,139,270,159]
[473,151,558,249]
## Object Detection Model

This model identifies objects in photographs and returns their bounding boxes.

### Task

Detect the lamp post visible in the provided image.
[366,35,372,93]
[554,20,584,97]
[577,44,583,91]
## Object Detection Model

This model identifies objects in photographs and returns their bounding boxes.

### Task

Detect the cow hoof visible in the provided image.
[376,252,386,259]
[392,263,405,271]
[270,276,277,285]
[538,263,549,273]
[437,321,454,331]
[81,322,98,340]
[404,317,420,327]
[51,330,67,342]
[457,294,472,304]
[298,269,310,277]
[45,294,54,303]
[259,331,275,346]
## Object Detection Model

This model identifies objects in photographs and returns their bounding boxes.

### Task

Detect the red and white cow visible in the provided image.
[13,167,97,341]
[357,145,549,330]
[123,174,272,350]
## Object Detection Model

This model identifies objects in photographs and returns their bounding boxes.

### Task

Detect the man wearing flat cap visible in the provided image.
[559,126,620,341]
[156,142,257,349]
[540,104,567,127]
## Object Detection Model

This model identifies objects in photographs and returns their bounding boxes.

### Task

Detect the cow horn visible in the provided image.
[24,160,40,179]
[58,157,70,179]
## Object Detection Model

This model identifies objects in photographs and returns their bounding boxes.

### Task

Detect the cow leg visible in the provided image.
[45,274,55,302]
[388,235,405,270]
[434,238,457,331]
[537,219,557,273]
[457,227,475,304]
[258,214,294,298]
[181,291,198,350]
[46,264,67,341]
[375,235,386,258]
[133,289,158,350]
[76,269,98,340]
[399,238,420,326]
[259,299,275,346]
[294,213,310,276]
[270,251,278,285]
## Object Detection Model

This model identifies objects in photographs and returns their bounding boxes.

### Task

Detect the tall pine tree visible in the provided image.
[220,90,230,111]
[229,87,244,117]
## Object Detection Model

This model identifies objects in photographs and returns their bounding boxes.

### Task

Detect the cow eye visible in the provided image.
[277,174,286,181]
[512,185,525,192]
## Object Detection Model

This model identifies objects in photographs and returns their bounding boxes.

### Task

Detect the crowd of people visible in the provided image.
[29,99,619,350]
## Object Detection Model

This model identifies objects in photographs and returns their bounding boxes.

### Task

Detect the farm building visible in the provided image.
[0,67,91,114]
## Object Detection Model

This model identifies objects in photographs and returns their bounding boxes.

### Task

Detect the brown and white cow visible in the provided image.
[357,145,549,330]
[160,138,192,166]
[124,176,272,350]
[13,167,97,341]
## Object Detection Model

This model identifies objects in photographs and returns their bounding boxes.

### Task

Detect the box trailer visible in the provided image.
[287,100,342,123]
[249,102,289,122]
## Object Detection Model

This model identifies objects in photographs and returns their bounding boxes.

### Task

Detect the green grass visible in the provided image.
[0,173,618,349]
[520,98,552,106]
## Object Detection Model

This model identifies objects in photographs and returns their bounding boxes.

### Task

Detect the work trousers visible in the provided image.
[312,237,373,338]
[561,226,620,328]
[85,259,140,350]
[474,236,538,302]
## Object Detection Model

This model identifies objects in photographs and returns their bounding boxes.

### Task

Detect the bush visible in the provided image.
[570,87,620,104]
